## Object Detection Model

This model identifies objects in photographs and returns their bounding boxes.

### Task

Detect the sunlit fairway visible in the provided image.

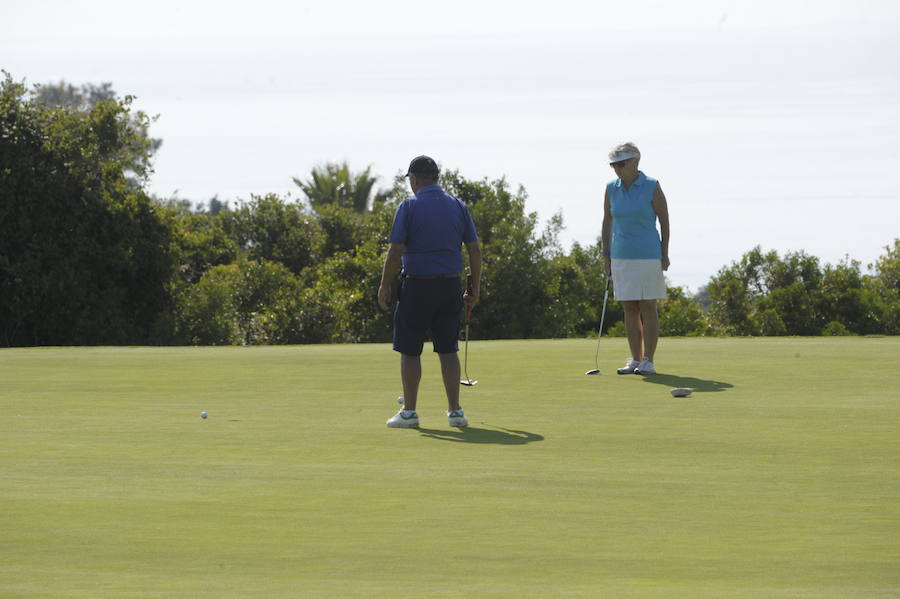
[2,338,899,598]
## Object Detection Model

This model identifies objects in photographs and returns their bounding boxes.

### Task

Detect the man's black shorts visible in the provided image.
[393,277,463,356]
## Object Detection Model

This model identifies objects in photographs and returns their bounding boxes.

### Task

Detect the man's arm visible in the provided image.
[378,243,405,311]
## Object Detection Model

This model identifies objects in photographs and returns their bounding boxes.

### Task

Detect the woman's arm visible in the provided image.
[653,183,670,271]
[601,188,612,276]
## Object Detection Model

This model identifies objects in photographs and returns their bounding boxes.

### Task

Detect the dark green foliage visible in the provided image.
[300,243,393,343]
[567,240,620,335]
[5,73,897,345]
[706,244,896,336]
[170,212,239,284]
[312,203,368,259]
[30,79,162,158]
[163,171,405,346]
[866,239,900,334]
[708,275,756,335]
[440,171,602,339]
[172,257,305,345]
[163,168,614,345]
[219,194,322,275]
[1,73,174,346]
[659,287,709,336]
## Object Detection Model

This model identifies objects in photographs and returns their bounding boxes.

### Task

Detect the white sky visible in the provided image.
[5,0,900,291]
[9,0,900,38]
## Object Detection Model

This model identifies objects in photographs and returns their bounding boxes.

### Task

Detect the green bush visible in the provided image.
[173,258,304,345]
[659,287,709,336]
[822,321,853,336]
[0,73,174,346]
[606,321,627,337]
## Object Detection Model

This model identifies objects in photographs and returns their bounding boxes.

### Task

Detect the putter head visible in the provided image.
[460,379,478,386]
[585,369,601,375]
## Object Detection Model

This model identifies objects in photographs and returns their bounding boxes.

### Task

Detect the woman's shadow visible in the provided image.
[640,373,734,393]
[417,425,544,445]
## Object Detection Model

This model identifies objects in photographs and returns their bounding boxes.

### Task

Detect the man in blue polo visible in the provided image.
[377,155,482,429]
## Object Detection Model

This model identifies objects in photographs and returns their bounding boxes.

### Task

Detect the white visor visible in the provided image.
[608,149,639,163]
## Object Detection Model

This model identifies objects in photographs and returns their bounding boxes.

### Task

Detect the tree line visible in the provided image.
[1,74,897,346]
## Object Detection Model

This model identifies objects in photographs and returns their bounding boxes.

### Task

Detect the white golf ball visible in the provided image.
[396,396,404,405]
[200,411,208,419]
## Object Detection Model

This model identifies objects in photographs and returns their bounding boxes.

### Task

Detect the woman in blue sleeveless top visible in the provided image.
[601,142,670,375]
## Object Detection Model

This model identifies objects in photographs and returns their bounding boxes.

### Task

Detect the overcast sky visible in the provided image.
[5,0,899,290]
[9,0,899,38]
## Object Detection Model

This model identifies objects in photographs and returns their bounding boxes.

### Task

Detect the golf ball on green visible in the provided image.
[200,411,208,419]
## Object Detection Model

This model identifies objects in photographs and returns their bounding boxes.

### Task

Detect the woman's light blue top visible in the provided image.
[607,172,662,260]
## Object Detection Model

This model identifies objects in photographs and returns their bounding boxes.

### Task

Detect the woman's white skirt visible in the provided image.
[611,258,667,301]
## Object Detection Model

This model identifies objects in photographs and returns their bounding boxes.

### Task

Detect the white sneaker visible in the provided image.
[447,409,468,428]
[635,358,656,375]
[387,410,419,428]
[617,359,641,375]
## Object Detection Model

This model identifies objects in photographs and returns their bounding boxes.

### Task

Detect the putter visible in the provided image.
[585,277,611,375]
[460,275,477,386]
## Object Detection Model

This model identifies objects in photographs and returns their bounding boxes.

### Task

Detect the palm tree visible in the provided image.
[293,162,388,214]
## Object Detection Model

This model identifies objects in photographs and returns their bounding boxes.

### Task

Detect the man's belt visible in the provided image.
[402,273,461,280]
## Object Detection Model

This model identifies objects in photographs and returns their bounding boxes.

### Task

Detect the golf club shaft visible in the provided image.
[461,273,475,384]
[593,278,611,371]
[463,321,471,381]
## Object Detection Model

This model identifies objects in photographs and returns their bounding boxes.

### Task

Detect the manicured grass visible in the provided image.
[1,338,899,598]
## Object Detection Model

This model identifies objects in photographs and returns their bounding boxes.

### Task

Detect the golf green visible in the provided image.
[2,338,898,598]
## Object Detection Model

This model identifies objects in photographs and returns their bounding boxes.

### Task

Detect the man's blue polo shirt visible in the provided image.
[389,185,479,275]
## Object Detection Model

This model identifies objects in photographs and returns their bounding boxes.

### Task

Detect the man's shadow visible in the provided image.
[417,426,544,445]
[640,373,734,393]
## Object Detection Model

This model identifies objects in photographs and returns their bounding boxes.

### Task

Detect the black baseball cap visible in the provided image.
[405,155,440,176]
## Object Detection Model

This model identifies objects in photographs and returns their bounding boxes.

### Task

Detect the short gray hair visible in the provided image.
[608,142,641,163]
